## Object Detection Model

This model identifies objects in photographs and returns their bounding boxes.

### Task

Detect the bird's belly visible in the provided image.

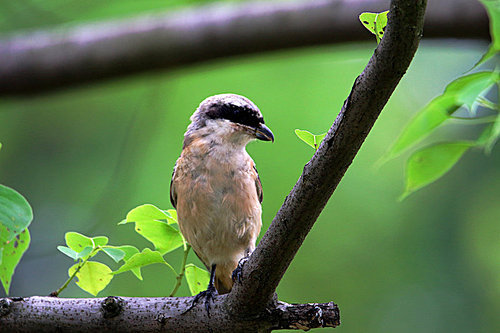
[176,172,262,267]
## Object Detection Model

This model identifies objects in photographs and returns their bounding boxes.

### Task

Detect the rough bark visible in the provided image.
[0,296,339,332]
[0,0,484,97]
[226,0,427,315]
[0,0,426,331]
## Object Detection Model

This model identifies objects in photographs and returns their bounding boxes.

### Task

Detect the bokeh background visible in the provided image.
[0,1,498,332]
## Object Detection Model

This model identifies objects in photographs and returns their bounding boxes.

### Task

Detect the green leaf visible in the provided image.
[295,129,327,150]
[445,71,499,110]
[400,142,474,200]
[114,245,141,279]
[57,246,78,260]
[65,232,93,252]
[359,11,389,43]
[384,95,458,161]
[76,246,93,260]
[112,248,173,278]
[0,228,30,295]
[69,261,113,296]
[101,247,126,263]
[385,71,499,162]
[185,263,210,296]
[476,0,500,65]
[0,184,33,243]
[121,205,183,255]
[164,209,178,224]
[478,116,500,153]
[121,204,172,224]
[92,236,109,247]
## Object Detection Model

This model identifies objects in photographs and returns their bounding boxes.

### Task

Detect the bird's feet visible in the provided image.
[231,256,249,284]
[185,284,218,316]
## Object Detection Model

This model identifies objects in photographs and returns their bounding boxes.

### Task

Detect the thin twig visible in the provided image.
[169,244,191,297]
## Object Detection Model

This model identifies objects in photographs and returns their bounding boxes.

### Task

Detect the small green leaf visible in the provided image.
[101,247,126,263]
[185,263,210,296]
[0,185,33,243]
[65,232,93,252]
[122,204,172,224]
[445,71,499,111]
[57,246,78,260]
[92,236,109,247]
[112,248,173,278]
[359,11,389,43]
[478,115,500,153]
[76,246,93,260]
[121,205,183,254]
[400,142,474,200]
[295,129,327,150]
[476,0,500,66]
[69,261,113,296]
[114,245,141,279]
[164,209,178,224]
[0,229,30,295]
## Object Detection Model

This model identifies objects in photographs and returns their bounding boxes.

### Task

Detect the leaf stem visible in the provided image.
[50,249,97,297]
[169,244,191,297]
[449,114,498,124]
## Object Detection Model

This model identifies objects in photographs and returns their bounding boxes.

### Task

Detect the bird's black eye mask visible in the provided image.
[206,103,264,129]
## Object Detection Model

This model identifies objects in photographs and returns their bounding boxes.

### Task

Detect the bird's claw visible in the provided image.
[232,256,249,284]
[184,284,218,316]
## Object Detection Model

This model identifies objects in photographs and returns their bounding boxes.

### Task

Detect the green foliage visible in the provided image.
[0,183,33,295]
[113,245,141,279]
[359,11,389,44]
[112,248,173,277]
[400,142,474,200]
[0,229,30,295]
[476,0,500,65]
[385,69,499,199]
[0,185,33,244]
[384,71,499,162]
[55,205,208,297]
[185,263,210,296]
[295,129,327,150]
[119,204,183,254]
[68,261,113,297]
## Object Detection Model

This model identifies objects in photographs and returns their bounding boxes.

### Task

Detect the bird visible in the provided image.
[170,93,274,309]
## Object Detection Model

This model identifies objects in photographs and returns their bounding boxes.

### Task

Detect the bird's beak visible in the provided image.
[255,124,274,142]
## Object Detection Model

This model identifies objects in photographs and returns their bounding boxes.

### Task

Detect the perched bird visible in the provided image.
[170,94,273,305]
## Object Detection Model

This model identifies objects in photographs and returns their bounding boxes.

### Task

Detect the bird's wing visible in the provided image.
[253,164,263,203]
[169,163,177,209]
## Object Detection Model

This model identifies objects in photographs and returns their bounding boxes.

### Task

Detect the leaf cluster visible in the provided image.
[55,204,208,297]
[0,143,33,295]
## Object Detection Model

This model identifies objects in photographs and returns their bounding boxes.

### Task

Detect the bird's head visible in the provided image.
[184,94,274,147]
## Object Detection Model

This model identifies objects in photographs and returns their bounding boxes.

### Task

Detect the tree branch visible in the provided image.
[0,296,339,332]
[0,0,485,97]
[226,0,427,316]
[1,0,426,331]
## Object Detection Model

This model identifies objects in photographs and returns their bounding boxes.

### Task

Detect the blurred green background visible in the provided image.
[0,1,498,332]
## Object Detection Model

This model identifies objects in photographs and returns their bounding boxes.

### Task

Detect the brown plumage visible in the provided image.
[170,94,273,296]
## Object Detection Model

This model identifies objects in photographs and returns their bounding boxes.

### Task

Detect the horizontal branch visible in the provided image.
[0,0,487,96]
[0,296,339,332]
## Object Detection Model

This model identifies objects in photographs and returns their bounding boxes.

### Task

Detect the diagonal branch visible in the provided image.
[226,0,427,315]
[0,0,485,97]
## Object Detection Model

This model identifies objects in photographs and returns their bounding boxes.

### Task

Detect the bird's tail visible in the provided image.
[214,261,237,294]
[215,277,232,295]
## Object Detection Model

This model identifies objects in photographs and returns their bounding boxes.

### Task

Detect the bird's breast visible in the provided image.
[173,138,262,265]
